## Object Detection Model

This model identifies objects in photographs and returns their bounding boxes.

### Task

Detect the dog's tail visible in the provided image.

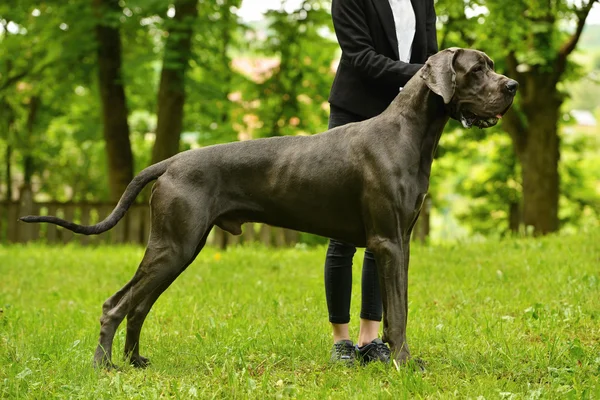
[19,159,172,235]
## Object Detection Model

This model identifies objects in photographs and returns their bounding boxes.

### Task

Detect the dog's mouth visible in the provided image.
[458,102,513,129]
[459,110,501,129]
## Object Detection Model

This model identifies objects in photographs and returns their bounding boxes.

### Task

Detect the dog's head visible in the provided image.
[420,48,517,129]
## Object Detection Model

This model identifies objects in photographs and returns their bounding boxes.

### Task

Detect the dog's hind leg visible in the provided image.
[93,183,211,369]
[123,229,212,368]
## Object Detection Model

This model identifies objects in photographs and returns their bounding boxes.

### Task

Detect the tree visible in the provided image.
[92,0,134,201]
[151,0,197,164]
[1,1,100,201]
[436,0,598,235]
[500,0,598,234]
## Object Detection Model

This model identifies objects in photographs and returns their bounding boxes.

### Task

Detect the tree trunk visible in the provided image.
[508,201,520,234]
[219,3,233,127]
[518,109,560,235]
[5,143,12,201]
[412,196,431,243]
[23,95,39,188]
[151,0,197,164]
[18,96,37,241]
[3,102,15,201]
[93,0,134,202]
[504,75,561,235]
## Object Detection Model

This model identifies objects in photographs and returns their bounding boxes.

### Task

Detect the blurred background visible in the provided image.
[0,0,598,246]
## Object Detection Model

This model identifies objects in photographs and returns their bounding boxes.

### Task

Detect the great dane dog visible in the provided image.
[21,48,517,368]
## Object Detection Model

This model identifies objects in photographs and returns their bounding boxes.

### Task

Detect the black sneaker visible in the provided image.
[330,340,356,365]
[357,338,391,364]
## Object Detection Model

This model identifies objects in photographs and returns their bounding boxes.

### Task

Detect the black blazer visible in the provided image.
[328,0,438,118]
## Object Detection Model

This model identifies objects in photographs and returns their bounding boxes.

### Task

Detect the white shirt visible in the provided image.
[388,0,416,63]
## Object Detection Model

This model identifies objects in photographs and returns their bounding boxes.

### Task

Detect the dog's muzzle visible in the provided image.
[448,103,503,129]
[448,78,518,129]
[459,110,502,129]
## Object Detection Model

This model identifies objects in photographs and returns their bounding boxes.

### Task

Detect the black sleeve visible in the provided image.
[426,0,438,57]
[331,0,423,87]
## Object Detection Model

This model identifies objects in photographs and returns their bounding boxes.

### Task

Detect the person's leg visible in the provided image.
[358,319,380,346]
[324,239,357,363]
[324,239,356,341]
[358,249,383,345]
[356,249,390,363]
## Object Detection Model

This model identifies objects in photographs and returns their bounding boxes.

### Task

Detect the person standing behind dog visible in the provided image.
[325,0,438,364]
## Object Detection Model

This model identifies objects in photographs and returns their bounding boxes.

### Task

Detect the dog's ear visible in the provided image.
[420,48,461,104]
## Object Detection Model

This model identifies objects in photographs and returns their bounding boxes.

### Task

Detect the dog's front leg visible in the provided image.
[370,237,411,365]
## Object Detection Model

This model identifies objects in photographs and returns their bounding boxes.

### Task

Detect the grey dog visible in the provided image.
[20,48,517,368]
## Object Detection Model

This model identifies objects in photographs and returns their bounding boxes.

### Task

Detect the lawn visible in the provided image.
[1,228,599,399]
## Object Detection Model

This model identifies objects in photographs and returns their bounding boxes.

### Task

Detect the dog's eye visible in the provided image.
[471,65,484,74]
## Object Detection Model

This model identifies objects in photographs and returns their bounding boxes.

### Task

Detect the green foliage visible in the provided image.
[431,0,600,235]
[434,128,520,236]
[559,130,600,231]
[253,0,337,138]
[481,0,571,68]
[434,124,600,237]
[1,0,598,236]
[1,229,599,397]
[0,0,99,199]
[184,0,247,145]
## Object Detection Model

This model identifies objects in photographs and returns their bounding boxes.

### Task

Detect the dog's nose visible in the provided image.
[505,79,519,94]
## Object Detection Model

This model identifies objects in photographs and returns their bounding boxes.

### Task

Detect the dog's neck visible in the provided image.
[385,77,449,178]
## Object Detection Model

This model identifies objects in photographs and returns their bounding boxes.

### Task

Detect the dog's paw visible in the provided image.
[407,357,427,372]
[129,354,151,369]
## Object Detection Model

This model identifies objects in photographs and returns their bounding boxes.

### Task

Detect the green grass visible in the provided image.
[1,229,599,399]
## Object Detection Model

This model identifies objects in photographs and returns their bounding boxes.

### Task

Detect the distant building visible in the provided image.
[564,109,598,135]
[571,109,597,126]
